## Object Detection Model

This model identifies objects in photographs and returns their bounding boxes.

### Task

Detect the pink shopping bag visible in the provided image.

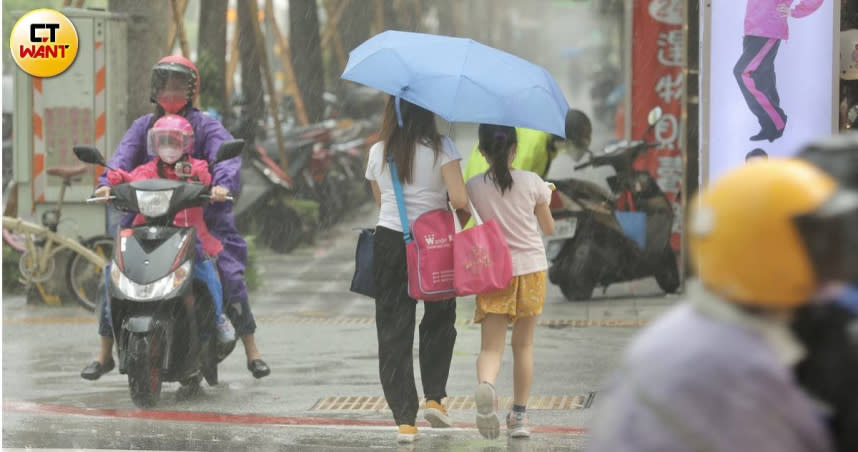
[406,208,456,301]
[452,201,513,296]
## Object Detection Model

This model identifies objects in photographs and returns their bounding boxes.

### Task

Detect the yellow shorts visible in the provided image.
[474,271,547,324]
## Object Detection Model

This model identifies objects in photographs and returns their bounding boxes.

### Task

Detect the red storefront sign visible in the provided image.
[630,0,684,251]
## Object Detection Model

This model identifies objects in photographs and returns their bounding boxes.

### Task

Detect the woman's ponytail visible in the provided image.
[478,124,516,194]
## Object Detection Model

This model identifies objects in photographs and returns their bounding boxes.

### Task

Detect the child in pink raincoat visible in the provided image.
[106,114,235,344]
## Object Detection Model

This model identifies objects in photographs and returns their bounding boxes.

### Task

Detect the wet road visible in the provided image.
[2,199,679,451]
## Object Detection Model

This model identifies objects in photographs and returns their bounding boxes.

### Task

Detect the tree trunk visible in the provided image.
[235,0,265,142]
[436,0,456,36]
[289,0,325,123]
[338,0,372,53]
[108,0,169,126]
[197,0,228,116]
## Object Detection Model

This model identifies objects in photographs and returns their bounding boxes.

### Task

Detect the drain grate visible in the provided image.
[311,394,596,411]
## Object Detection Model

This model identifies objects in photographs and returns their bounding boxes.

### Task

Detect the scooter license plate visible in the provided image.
[554,217,577,239]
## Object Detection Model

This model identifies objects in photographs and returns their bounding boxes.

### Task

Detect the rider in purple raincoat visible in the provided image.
[80,56,270,381]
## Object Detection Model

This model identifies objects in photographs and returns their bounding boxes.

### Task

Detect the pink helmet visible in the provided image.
[147,114,194,164]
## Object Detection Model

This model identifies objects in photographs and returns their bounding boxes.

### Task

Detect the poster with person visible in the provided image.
[704,0,837,183]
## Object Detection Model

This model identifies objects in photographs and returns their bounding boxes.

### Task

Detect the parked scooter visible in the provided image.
[260,127,346,228]
[545,107,680,301]
[233,143,304,254]
[73,140,244,408]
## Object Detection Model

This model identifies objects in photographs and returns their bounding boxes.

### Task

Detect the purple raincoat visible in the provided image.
[744,0,824,40]
[99,109,248,305]
[586,282,832,452]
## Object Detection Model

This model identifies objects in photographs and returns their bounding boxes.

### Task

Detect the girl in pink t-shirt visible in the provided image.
[466,124,555,439]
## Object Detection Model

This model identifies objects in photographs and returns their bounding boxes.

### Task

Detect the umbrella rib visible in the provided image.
[449,39,475,123]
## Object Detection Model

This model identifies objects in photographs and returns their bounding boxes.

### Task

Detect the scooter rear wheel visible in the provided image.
[654,246,680,294]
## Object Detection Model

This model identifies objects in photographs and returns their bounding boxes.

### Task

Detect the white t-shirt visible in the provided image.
[466,169,552,276]
[365,136,461,232]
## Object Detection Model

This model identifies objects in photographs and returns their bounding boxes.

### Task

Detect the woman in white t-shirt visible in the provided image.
[364,96,467,443]
[466,124,555,440]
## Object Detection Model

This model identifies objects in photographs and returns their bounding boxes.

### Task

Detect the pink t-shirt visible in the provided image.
[466,169,552,276]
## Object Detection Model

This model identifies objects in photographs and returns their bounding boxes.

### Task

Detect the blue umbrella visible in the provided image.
[341,30,570,137]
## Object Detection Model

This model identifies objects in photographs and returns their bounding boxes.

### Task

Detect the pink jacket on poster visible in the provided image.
[107,158,224,257]
[744,0,824,40]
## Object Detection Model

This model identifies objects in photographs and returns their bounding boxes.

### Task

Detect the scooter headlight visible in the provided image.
[136,190,173,217]
[110,261,121,286]
[113,260,192,301]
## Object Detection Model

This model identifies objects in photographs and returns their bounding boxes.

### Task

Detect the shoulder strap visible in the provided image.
[387,152,412,243]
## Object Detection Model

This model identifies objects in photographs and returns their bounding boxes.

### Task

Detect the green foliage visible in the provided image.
[2,243,24,294]
[282,197,319,244]
[196,49,222,114]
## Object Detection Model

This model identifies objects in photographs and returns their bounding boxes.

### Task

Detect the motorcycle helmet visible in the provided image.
[148,114,194,164]
[689,159,858,307]
[565,109,592,149]
[150,55,199,114]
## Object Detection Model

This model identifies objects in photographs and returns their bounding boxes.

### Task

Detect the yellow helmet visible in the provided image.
[690,159,858,307]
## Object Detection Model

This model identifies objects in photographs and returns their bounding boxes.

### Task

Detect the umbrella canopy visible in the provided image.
[341,30,570,137]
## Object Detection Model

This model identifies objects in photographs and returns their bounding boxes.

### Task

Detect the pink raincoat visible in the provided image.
[107,157,224,257]
[744,0,824,40]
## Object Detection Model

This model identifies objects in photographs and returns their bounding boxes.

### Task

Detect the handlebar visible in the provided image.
[87,194,234,203]
[201,194,235,202]
[575,141,661,171]
[574,161,591,171]
[86,196,116,203]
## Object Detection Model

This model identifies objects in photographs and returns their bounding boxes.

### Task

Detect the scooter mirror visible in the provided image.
[647,106,663,126]
[73,146,107,166]
[847,104,858,129]
[214,139,246,165]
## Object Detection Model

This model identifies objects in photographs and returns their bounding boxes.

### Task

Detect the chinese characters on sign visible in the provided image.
[631,0,685,250]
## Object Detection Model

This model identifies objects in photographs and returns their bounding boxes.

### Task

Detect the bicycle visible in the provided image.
[2,164,112,311]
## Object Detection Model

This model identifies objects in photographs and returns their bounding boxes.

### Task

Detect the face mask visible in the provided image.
[156,93,187,114]
[158,146,184,164]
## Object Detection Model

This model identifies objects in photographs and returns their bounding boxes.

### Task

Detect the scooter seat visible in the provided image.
[47,164,88,179]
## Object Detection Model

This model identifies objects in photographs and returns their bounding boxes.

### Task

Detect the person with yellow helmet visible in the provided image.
[587,159,857,452]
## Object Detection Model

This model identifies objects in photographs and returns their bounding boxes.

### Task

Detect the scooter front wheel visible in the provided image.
[127,332,162,408]
[560,278,595,302]
[259,202,302,253]
[558,243,597,302]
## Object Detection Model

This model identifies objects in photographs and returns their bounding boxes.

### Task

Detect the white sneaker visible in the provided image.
[475,382,500,439]
[215,314,236,343]
[506,411,531,438]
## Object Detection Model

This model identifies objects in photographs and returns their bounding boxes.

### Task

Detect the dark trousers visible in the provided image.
[373,226,457,426]
[733,35,786,133]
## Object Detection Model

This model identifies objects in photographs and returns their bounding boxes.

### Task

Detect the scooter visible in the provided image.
[73,140,244,408]
[545,107,680,301]
[233,143,304,254]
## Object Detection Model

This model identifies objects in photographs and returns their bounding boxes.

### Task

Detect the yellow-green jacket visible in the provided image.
[463,128,556,180]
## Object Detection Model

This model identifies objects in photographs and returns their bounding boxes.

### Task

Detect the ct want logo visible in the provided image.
[9,9,79,77]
